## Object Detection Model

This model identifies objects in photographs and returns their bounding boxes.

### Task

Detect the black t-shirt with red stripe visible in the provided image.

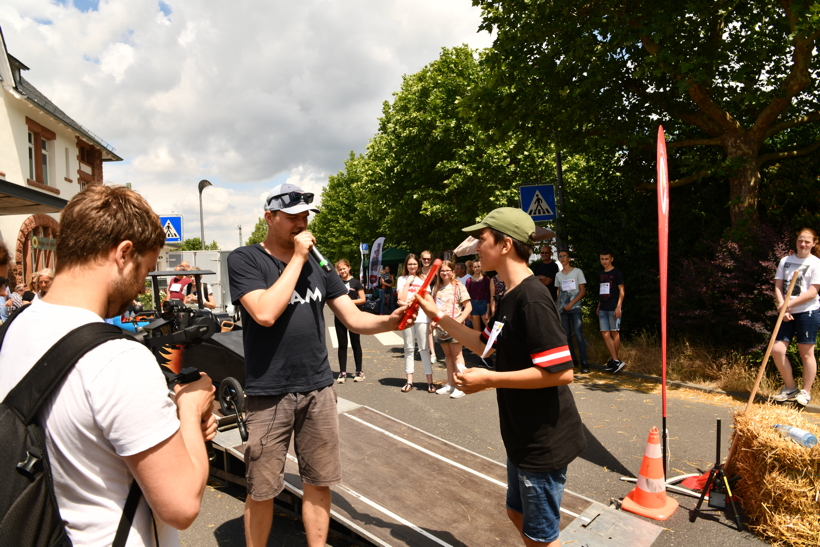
[481,275,587,472]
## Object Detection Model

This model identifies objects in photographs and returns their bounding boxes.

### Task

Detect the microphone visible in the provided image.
[310,245,333,272]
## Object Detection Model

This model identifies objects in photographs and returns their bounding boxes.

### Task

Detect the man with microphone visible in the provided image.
[227,183,413,547]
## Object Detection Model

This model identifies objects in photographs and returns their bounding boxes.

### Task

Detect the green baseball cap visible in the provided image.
[462,207,536,245]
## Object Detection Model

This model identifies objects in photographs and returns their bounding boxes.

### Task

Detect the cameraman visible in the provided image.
[0,186,216,545]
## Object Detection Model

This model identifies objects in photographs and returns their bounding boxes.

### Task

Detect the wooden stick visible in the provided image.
[725,269,799,471]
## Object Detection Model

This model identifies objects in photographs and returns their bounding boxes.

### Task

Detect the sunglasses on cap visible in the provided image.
[267,191,315,209]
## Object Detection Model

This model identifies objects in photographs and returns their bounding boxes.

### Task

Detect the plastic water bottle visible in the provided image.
[774,424,818,448]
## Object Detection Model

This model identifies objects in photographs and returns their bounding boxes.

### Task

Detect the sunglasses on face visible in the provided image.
[268,192,315,209]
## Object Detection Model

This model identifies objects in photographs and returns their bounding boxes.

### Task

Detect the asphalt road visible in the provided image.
[182,311,818,546]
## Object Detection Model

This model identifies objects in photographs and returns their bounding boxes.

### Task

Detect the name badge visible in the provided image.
[561,279,577,291]
[170,283,182,292]
[600,282,610,295]
[482,321,504,358]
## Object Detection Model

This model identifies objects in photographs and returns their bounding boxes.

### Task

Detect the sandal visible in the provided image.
[428,383,437,393]
[401,382,413,393]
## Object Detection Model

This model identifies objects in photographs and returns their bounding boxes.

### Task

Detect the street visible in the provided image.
[182,310,818,546]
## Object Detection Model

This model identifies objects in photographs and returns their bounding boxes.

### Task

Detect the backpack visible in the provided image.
[0,305,144,547]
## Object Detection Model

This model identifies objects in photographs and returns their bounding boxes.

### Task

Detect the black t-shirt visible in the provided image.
[480,276,587,472]
[532,260,559,301]
[380,272,394,294]
[227,244,348,396]
[341,277,364,301]
[598,267,624,311]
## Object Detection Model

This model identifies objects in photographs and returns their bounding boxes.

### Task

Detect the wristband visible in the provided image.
[432,310,445,325]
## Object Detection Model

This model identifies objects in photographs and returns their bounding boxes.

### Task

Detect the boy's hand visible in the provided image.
[453,367,492,394]
[614,306,622,319]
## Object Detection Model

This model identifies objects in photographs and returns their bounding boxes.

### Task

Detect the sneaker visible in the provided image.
[771,386,799,402]
[612,360,626,374]
[795,389,812,406]
[603,358,617,371]
[337,373,346,384]
[354,371,365,382]
[581,363,590,374]
[437,384,453,395]
[450,388,465,399]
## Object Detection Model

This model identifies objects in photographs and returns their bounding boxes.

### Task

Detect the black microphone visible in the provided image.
[310,245,333,272]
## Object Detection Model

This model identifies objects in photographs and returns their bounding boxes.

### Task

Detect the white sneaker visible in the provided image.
[450,388,465,399]
[771,386,799,402]
[796,389,812,406]
[436,384,453,395]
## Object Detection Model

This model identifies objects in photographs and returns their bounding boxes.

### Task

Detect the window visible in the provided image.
[25,117,58,194]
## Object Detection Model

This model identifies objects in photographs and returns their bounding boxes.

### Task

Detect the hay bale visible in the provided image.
[730,404,820,547]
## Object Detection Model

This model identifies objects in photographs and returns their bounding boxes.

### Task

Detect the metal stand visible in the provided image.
[688,419,743,531]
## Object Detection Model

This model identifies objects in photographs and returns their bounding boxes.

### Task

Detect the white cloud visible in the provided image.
[1,0,494,249]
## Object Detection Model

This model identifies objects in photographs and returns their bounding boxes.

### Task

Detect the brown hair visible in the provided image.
[797,227,820,258]
[402,253,421,279]
[0,242,10,268]
[335,259,350,269]
[56,185,165,273]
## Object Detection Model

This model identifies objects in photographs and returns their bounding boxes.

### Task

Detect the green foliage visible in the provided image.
[177,238,219,251]
[471,0,820,225]
[245,217,268,246]
[312,46,554,259]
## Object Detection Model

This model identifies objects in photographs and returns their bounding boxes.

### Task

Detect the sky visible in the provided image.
[1,0,494,250]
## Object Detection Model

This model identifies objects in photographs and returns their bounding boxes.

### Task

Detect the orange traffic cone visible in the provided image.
[621,426,679,521]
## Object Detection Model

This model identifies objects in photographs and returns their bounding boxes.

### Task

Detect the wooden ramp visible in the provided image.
[212,398,662,547]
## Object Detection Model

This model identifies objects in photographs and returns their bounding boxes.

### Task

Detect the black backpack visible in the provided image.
[0,306,145,547]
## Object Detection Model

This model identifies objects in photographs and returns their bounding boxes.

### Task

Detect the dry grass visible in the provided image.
[729,404,820,547]
[582,324,819,402]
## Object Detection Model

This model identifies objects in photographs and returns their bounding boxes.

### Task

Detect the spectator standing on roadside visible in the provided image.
[380,265,395,315]
[466,258,493,334]
[770,227,820,407]
[0,185,216,545]
[36,267,54,300]
[397,253,435,392]
[432,260,472,399]
[455,262,470,284]
[6,284,26,313]
[334,259,366,383]
[227,183,414,547]
[420,250,438,363]
[532,247,559,301]
[598,249,626,374]
[555,250,589,374]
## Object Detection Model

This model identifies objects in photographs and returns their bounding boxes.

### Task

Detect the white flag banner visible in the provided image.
[368,237,385,289]
[359,243,367,286]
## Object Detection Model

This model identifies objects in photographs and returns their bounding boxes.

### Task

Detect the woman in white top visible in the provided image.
[431,260,471,399]
[555,250,588,373]
[771,228,820,407]
[397,254,435,392]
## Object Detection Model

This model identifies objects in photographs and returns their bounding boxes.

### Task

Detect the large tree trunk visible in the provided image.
[724,134,762,227]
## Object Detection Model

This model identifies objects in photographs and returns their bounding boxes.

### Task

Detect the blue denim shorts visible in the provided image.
[506,459,566,544]
[471,299,488,316]
[775,309,820,345]
[598,310,621,331]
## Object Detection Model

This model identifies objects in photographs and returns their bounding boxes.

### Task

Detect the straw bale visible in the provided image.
[730,404,820,547]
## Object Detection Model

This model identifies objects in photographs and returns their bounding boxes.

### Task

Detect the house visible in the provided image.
[0,26,122,288]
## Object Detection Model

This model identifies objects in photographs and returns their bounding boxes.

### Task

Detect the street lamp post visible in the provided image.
[198,179,213,250]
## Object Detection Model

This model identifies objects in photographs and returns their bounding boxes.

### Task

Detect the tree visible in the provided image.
[177,238,219,251]
[472,0,820,227]
[360,46,554,252]
[245,217,268,246]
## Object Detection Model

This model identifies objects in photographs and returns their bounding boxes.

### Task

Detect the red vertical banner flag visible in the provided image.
[657,126,670,473]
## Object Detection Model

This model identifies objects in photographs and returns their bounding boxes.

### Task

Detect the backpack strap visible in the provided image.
[0,303,31,347]
[2,322,132,424]
[113,480,143,547]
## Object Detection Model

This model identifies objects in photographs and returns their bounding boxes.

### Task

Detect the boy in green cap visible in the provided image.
[416,207,586,546]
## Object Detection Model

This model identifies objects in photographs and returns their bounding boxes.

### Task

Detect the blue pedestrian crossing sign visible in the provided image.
[518,184,556,221]
[159,215,183,243]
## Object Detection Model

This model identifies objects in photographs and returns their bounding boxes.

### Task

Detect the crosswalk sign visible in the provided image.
[159,215,183,243]
[518,184,556,221]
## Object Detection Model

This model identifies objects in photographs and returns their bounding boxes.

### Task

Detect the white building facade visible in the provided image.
[0,27,122,288]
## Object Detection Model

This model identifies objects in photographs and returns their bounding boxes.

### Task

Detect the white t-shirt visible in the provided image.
[775,254,820,314]
[397,275,430,324]
[555,267,587,311]
[0,300,180,547]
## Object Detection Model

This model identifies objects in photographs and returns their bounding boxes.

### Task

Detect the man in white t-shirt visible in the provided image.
[0,185,216,547]
[455,262,470,285]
